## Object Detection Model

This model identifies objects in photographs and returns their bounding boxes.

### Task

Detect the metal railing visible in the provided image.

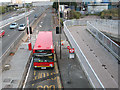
[87,21,120,61]
[88,19,119,36]
[64,19,120,88]
[0,10,34,28]
[63,20,105,88]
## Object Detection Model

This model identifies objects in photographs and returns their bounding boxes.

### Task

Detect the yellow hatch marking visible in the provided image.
[34,71,36,76]
[34,76,37,80]
[37,85,43,89]
[47,73,50,80]
[38,73,42,79]
[37,85,55,89]
[54,54,62,88]
[32,84,34,86]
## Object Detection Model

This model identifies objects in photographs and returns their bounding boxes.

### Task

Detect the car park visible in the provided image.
[18,24,26,31]
[0,30,5,37]
[10,23,18,29]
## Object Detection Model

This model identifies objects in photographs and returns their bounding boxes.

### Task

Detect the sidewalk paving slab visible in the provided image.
[1,43,32,89]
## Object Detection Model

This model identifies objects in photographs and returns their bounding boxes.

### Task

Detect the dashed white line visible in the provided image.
[39,25,42,27]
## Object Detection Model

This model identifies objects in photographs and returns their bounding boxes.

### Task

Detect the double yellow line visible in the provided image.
[54,54,62,88]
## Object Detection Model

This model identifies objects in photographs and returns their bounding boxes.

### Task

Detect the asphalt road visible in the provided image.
[25,8,60,89]
[24,7,91,89]
[0,6,49,55]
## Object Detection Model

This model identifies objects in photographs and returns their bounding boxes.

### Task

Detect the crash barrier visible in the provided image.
[64,19,120,88]
[87,21,120,61]
[0,7,49,69]
[64,19,120,62]
[63,20,105,88]
[0,31,25,68]
[88,20,119,37]
[0,10,34,28]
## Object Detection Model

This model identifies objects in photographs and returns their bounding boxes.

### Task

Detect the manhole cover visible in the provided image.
[4,84,13,88]
[3,78,11,83]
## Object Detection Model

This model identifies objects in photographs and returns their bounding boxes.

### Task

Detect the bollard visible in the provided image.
[28,43,32,51]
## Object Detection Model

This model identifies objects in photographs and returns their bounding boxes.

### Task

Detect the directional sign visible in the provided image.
[69,48,75,53]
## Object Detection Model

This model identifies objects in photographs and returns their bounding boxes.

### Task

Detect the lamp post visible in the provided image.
[58,0,61,59]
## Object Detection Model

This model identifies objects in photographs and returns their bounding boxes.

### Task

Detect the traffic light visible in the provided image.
[26,27,32,34]
[26,27,29,34]
[56,26,61,34]
[29,27,32,34]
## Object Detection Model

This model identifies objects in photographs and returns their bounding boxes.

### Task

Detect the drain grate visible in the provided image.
[3,78,11,83]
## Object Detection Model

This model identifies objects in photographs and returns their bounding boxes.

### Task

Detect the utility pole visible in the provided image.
[58,0,61,59]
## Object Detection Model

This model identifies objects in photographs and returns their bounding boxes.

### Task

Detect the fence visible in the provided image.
[63,20,105,88]
[64,19,120,88]
[89,19,119,36]
[87,21,120,61]
[0,10,34,28]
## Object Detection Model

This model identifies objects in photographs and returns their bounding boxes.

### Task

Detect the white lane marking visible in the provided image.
[41,22,43,24]
[8,35,10,36]
[44,14,46,17]
[39,25,42,27]
[22,57,33,89]
[80,76,83,78]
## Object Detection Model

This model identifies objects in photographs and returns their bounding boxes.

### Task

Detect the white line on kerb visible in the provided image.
[22,57,33,89]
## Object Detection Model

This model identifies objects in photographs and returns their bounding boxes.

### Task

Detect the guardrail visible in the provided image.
[0,7,49,70]
[64,19,120,88]
[0,31,25,68]
[0,11,34,68]
[88,20,118,36]
[0,10,34,28]
[87,21,120,61]
[63,20,105,88]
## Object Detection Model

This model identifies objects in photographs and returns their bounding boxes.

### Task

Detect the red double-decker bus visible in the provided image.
[33,31,54,69]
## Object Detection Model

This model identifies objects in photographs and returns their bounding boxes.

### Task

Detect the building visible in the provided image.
[87,2,108,14]
[32,1,53,6]
[63,8,71,20]
[15,0,22,4]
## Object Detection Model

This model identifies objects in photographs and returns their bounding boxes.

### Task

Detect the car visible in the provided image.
[34,15,37,18]
[18,24,26,31]
[0,30,5,37]
[10,23,18,29]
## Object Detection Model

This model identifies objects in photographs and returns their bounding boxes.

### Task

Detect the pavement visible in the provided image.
[68,25,119,88]
[0,10,92,89]
[55,32,91,88]
[1,39,32,89]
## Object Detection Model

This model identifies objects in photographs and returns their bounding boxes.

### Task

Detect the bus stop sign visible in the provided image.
[69,48,75,53]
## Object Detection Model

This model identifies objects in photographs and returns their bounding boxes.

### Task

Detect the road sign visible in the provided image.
[67,46,70,49]
[69,48,75,53]
[69,53,75,58]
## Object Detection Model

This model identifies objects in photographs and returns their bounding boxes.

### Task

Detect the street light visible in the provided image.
[58,0,62,59]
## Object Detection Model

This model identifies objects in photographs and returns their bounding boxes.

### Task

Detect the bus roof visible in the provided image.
[33,31,54,51]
